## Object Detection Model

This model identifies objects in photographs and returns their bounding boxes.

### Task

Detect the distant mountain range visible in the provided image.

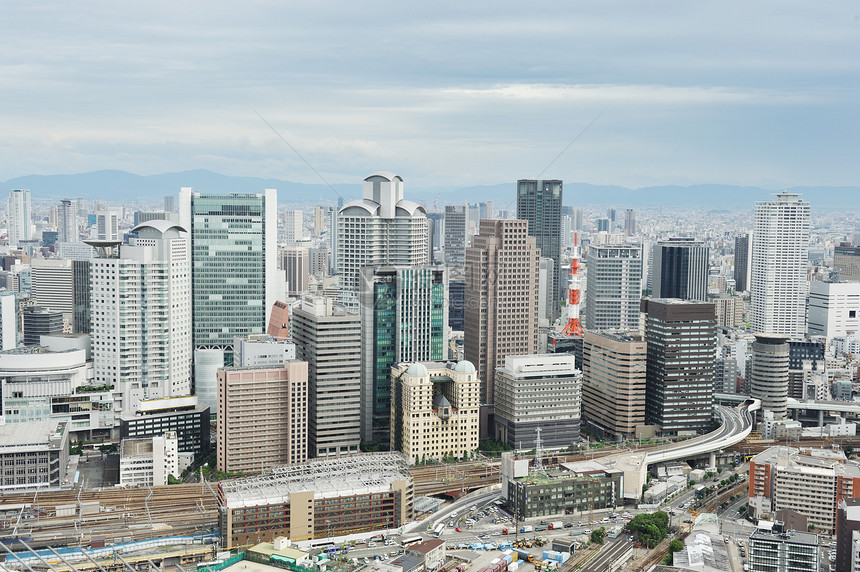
[2,169,856,209]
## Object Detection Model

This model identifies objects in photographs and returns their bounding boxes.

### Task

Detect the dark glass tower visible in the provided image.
[734,233,750,292]
[517,179,562,318]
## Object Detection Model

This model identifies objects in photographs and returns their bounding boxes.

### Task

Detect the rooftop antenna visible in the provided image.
[533,427,548,476]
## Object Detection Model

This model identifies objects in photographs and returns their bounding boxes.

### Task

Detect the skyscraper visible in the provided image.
[517,179,563,316]
[751,192,810,335]
[359,266,448,445]
[464,219,540,409]
[281,246,310,297]
[833,243,860,281]
[623,208,636,236]
[642,298,716,436]
[282,209,303,245]
[292,296,361,458]
[584,243,643,331]
[179,188,279,362]
[57,199,77,243]
[651,237,709,301]
[90,221,192,414]
[7,189,32,248]
[734,233,750,292]
[337,173,429,312]
[444,204,466,267]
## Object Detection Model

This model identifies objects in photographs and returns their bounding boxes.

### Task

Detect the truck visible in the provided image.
[548,522,564,530]
[535,526,547,532]
[520,525,533,534]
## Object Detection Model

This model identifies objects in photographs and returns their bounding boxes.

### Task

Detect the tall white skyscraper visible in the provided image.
[584,243,643,331]
[337,172,429,311]
[282,209,303,246]
[57,199,78,243]
[89,221,192,414]
[7,189,32,248]
[750,192,810,336]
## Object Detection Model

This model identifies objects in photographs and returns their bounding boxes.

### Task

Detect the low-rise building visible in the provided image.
[119,431,179,487]
[119,397,210,457]
[0,420,69,490]
[216,452,413,547]
[406,539,445,571]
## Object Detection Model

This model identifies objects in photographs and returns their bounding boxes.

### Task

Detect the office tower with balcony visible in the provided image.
[337,173,429,312]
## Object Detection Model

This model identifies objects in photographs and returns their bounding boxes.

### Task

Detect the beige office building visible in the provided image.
[464,219,540,409]
[217,361,308,474]
[390,361,480,465]
[582,330,647,441]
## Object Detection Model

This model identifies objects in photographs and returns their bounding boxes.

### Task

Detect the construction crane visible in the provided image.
[560,233,583,337]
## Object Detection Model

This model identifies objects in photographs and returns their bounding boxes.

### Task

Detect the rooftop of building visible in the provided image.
[750,527,818,545]
[218,452,412,509]
[407,539,445,554]
[121,438,154,457]
[0,420,67,450]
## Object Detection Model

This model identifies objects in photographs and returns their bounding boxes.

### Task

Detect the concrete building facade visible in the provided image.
[119,431,179,487]
[808,280,860,339]
[582,331,647,442]
[494,354,581,449]
[216,362,308,474]
[749,334,790,420]
[584,243,642,332]
[443,204,466,267]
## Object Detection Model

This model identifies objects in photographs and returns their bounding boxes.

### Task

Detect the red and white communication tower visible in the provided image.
[560,232,584,337]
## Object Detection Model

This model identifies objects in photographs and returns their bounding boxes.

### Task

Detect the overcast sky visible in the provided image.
[2,1,859,190]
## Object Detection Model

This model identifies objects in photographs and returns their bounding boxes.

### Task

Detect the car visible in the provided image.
[479,534,489,539]
[684,520,693,524]
[368,542,377,548]
[492,532,501,537]
[563,523,573,528]
[455,527,462,532]
[448,521,454,527]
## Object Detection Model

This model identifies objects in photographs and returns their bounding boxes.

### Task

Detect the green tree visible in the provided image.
[167,474,182,485]
[590,527,606,544]
[627,511,670,548]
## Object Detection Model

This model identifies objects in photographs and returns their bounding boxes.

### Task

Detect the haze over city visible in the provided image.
[3,1,860,191]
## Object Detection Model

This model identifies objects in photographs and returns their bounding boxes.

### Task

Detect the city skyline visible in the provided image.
[2,2,858,191]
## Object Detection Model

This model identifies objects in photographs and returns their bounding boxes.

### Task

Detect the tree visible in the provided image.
[590,527,606,544]
[167,474,182,485]
[627,511,670,548]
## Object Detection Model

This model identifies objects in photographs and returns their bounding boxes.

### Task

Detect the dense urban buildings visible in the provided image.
[517,179,563,317]
[359,266,447,445]
[750,192,810,336]
[291,295,361,458]
[651,237,709,301]
[642,298,716,436]
[389,360,480,464]
[581,330,647,442]
[585,243,643,331]
[493,354,581,449]
[464,219,540,412]
[337,173,429,312]
[179,188,279,363]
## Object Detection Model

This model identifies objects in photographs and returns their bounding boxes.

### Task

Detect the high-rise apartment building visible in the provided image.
[281,246,310,297]
[57,199,77,243]
[313,205,325,236]
[216,361,308,473]
[584,243,642,331]
[292,296,361,458]
[734,233,751,292]
[464,219,540,408]
[337,173,429,312]
[90,221,192,414]
[179,188,279,362]
[517,179,563,316]
[749,334,790,419]
[7,189,32,248]
[642,298,716,436]
[390,361,480,464]
[651,237,709,301]
[494,354,581,449]
[582,331,647,442]
[359,266,447,444]
[751,192,810,336]
[444,204,466,267]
